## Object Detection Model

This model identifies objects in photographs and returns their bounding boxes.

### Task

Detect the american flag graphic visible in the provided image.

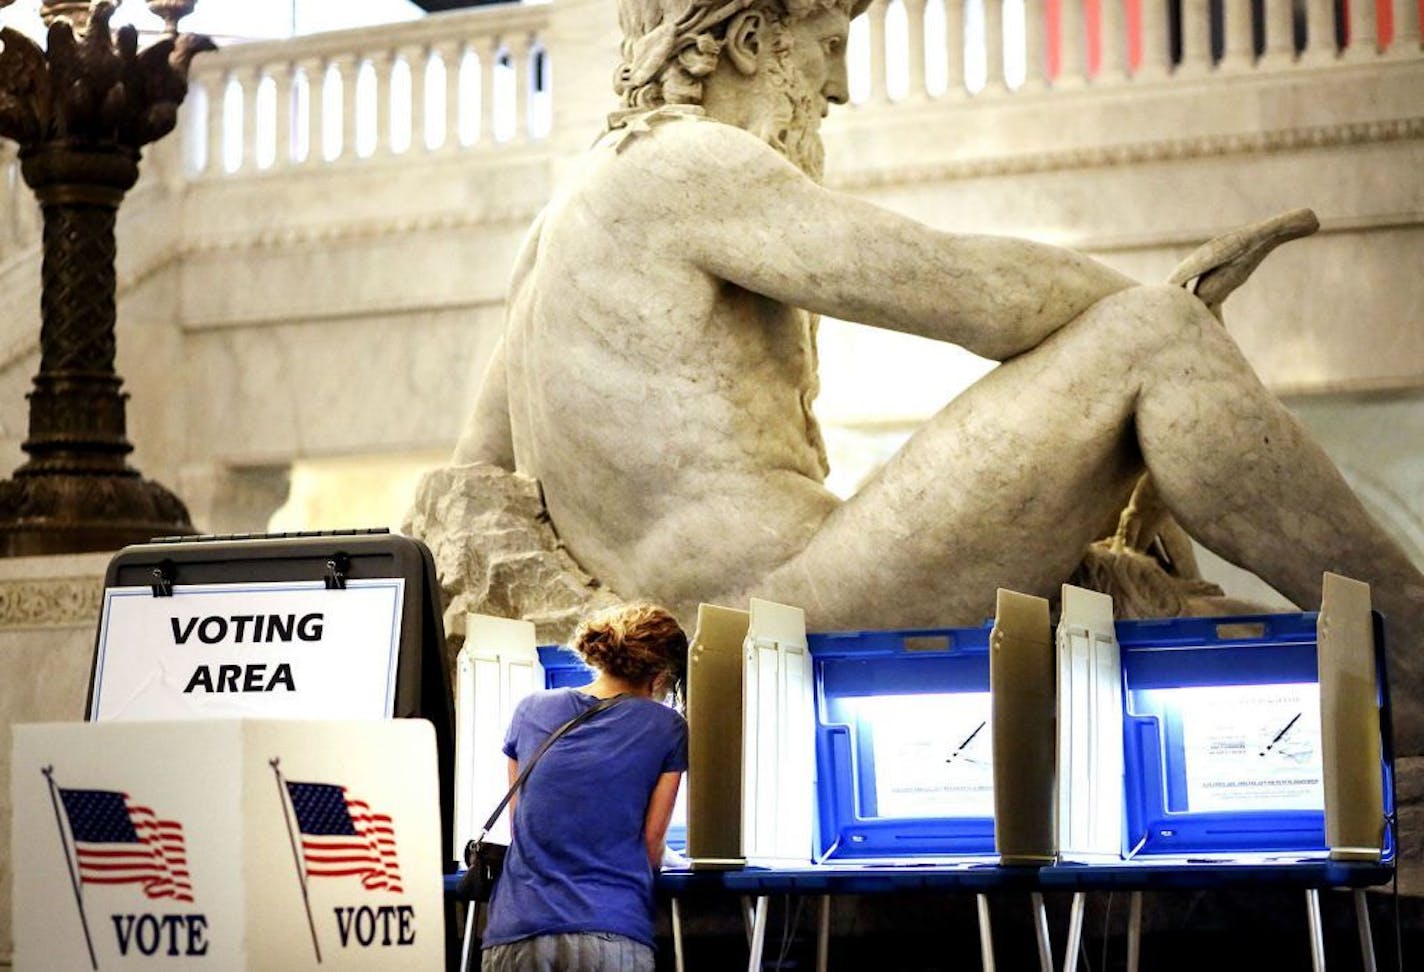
[57,788,193,902]
[285,781,403,893]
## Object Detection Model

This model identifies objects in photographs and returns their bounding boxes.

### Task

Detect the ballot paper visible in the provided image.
[856,692,994,819]
[1170,682,1324,813]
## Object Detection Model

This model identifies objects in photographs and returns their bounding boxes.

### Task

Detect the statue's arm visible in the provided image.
[646,123,1136,361]
[452,336,515,469]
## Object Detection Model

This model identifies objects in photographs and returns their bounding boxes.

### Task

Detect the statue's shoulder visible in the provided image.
[593,105,786,201]
[600,104,772,158]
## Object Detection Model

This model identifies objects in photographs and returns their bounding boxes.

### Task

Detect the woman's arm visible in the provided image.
[643,771,683,871]
[506,757,519,823]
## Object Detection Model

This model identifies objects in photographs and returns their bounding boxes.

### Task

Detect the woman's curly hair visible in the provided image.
[572,602,689,700]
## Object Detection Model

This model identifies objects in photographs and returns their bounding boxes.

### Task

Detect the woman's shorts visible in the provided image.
[483,931,654,971]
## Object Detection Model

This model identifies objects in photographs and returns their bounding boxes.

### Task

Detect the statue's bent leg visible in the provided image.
[747,284,1424,750]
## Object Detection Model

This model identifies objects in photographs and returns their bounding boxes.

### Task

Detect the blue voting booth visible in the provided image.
[808,625,997,861]
[1116,612,1394,862]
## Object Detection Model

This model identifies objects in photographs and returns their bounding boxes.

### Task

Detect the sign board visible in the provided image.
[12,719,444,970]
[91,581,405,721]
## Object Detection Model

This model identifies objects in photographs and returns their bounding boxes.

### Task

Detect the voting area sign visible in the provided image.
[88,532,457,867]
[11,719,444,970]
[92,580,404,720]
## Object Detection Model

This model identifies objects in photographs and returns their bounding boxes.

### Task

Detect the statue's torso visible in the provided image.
[502,132,838,604]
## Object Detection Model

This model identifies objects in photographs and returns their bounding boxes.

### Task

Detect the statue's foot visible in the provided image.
[1168,208,1319,317]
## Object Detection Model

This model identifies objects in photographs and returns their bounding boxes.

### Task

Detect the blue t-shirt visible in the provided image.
[482,688,689,949]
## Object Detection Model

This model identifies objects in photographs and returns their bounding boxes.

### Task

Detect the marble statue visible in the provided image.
[437,0,1424,751]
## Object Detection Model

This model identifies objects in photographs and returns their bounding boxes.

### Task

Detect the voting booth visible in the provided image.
[11,720,444,970]
[1050,572,1394,869]
[807,622,997,862]
[656,576,1395,972]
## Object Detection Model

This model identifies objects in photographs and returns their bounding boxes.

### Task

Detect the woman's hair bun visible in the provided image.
[572,602,688,686]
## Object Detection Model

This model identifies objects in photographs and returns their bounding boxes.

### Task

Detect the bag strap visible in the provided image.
[476,693,628,840]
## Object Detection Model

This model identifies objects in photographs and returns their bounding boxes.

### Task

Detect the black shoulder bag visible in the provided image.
[456,693,628,903]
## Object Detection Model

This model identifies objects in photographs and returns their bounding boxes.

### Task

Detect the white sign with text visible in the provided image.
[91,581,404,721]
[12,719,443,970]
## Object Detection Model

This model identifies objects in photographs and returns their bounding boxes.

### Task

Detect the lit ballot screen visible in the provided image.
[1130,681,1324,814]
[852,692,994,819]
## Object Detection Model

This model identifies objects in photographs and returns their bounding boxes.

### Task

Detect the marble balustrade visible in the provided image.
[185,1,552,177]
[179,1,1424,181]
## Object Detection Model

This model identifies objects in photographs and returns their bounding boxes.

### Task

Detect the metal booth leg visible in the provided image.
[671,897,685,972]
[1030,893,1053,972]
[1126,891,1143,972]
[817,896,831,972]
[1061,893,1085,972]
[1306,889,1326,972]
[747,896,770,972]
[976,894,996,971]
[1353,889,1377,972]
[459,903,478,972]
[742,896,756,947]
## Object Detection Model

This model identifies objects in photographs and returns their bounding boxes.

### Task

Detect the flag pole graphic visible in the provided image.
[42,766,98,971]
[271,758,322,963]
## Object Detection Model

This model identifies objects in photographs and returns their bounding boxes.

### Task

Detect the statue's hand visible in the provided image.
[1168,208,1319,321]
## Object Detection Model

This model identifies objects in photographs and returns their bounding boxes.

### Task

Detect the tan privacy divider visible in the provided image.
[686,602,751,867]
[1055,585,1123,862]
[1318,572,1385,861]
[991,588,1057,865]
[741,599,814,863]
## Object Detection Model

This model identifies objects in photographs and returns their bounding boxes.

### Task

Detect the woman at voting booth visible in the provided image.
[482,603,690,972]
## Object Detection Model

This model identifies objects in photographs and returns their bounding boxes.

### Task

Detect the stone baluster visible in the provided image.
[482,39,501,143]
[982,0,1006,91]
[1391,0,1423,55]
[300,58,325,165]
[1020,0,1048,89]
[1178,0,1214,73]
[1137,0,1172,78]
[1345,0,1379,58]
[1057,0,1087,86]
[404,44,430,153]
[337,54,359,160]
[904,0,928,99]
[1303,0,1339,61]
[371,50,394,155]
[868,0,889,102]
[1261,0,1298,66]
[944,0,966,98]
[438,41,464,151]
[511,36,530,142]
[270,61,293,169]
[241,67,261,173]
[1098,0,1129,82]
[1220,0,1255,71]
[204,71,226,174]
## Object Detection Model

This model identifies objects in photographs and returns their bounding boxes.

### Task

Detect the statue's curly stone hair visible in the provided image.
[613,0,862,111]
[571,602,689,688]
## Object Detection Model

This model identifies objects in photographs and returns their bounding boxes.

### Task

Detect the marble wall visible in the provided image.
[0,554,109,967]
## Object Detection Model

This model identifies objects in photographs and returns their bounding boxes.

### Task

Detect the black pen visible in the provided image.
[1259,712,1301,756]
[946,720,986,763]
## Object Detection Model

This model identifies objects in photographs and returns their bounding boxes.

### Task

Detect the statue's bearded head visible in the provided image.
[614,0,866,180]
